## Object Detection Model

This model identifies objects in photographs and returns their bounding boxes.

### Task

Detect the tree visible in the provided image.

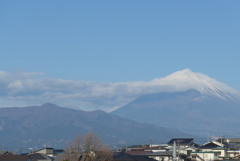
[65,132,113,161]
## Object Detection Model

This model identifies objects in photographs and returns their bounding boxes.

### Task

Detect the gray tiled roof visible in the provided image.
[125,151,152,156]
[147,151,173,156]
[167,138,194,145]
[54,154,82,161]
[0,155,29,161]
[199,142,221,149]
[28,153,52,161]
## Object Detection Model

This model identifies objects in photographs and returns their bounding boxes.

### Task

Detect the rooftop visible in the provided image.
[0,155,29,161]
[167,138,194,145]
[147,151,173,156]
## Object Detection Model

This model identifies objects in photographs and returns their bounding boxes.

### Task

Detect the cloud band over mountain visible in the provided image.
[0,69,239,111]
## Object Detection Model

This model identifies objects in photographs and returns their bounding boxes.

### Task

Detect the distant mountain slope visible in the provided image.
[111,70,240,136]
[0,103,193,151]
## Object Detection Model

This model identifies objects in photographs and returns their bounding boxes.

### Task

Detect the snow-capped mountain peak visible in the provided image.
[112,69,240,135]
[153,69,240,101]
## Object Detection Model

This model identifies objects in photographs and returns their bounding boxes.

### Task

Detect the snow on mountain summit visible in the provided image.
[152,69,240,101]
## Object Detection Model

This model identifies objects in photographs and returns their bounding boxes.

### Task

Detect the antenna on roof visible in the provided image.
[221,134,224,144]
[150,138,152,150]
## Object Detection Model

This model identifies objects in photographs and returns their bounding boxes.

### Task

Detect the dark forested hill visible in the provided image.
[0,103,193,151]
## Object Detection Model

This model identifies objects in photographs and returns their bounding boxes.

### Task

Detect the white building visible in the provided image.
[191,151,218,161]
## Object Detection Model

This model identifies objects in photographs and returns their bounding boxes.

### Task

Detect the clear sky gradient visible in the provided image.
[1,1,240,110]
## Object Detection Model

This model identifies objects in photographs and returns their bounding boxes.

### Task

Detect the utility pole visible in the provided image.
[173,141,176,161]
[150,138,152,151]
[176,140,183,161]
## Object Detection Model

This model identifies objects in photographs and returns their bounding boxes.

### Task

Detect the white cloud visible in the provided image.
[0,69,238,111]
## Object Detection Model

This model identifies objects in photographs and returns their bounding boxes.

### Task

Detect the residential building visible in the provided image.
[190,151,218,161]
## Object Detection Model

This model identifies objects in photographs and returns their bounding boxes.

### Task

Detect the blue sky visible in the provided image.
[1,1,240,110]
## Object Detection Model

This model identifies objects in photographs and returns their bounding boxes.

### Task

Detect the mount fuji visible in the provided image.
[111,69,240,136]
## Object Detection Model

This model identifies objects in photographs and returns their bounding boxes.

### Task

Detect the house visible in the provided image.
[125,149,152,156]
[28,153,53,161]
[113,153,156,161]
[144,145,167,153]
[190,151,218,161]
[35,148,64,157]
[147,151,173,161]
[55,152,110,161]
[199,140,226,157]
[35,148,54,156]
[146,151,187,161]
[191,140,236,160]
[167,138,197,152]
[227,150,240,159]
[125,145,167,156]
[54,153,83,161]
[181,146,199,156]
[221,138,240,149]
[166,138,199,160]
[54,153,96,161]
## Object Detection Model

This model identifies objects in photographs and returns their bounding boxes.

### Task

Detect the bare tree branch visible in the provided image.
[65,132,113,161]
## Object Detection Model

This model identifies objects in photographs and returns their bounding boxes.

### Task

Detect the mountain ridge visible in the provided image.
[0,103,194,151]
